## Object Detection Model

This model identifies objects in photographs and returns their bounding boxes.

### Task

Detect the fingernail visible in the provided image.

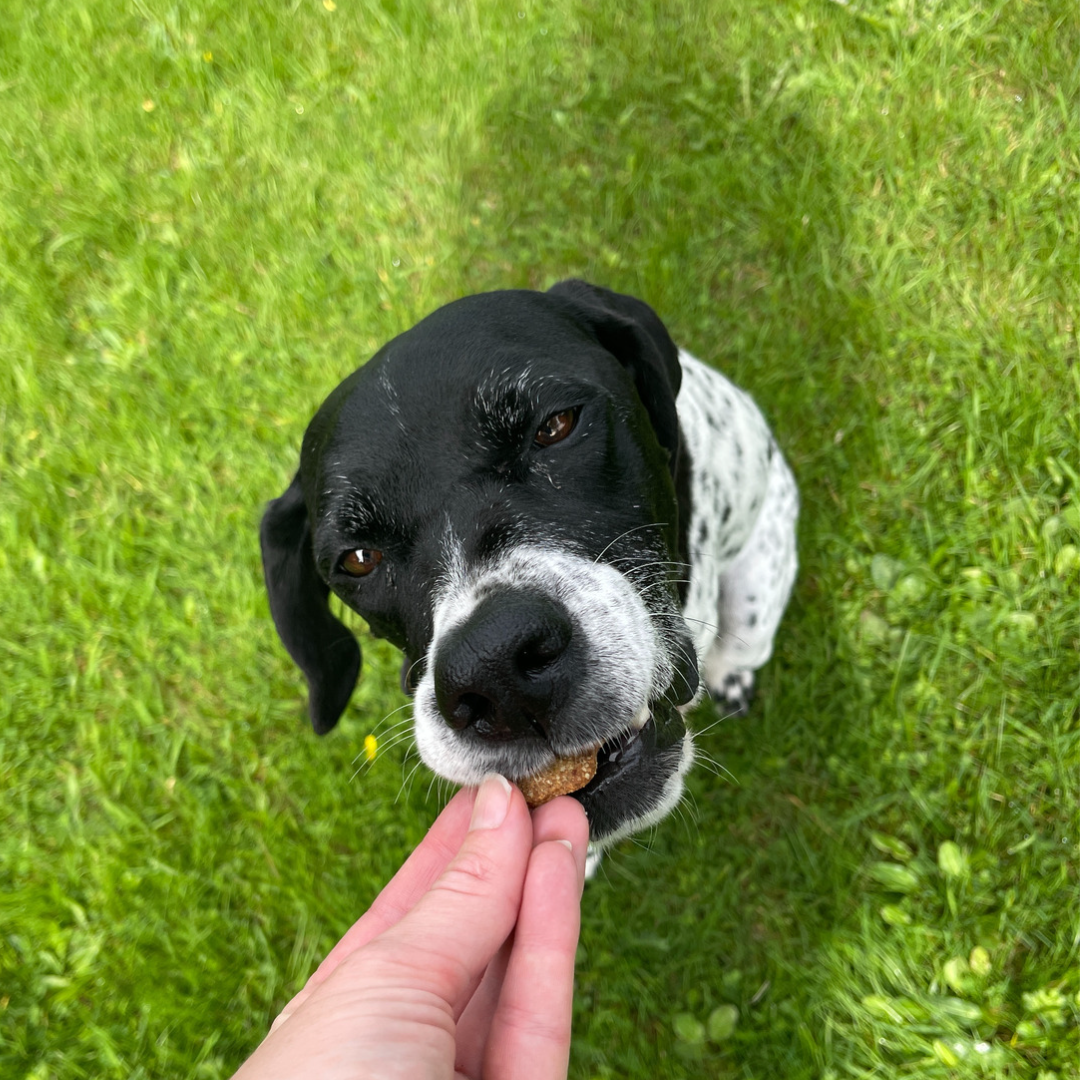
[469,773,512,831]
[555,839,573,853]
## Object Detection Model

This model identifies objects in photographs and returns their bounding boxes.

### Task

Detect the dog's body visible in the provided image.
[261,281,797,850]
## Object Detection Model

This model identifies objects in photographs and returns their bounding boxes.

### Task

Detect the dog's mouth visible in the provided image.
[570,696,686,810]
[592,712,652,784]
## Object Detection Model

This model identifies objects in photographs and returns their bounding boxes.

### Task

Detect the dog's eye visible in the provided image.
[534,408,578,447]
[340,549,383,577]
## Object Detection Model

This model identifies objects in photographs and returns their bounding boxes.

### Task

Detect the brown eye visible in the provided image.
[534,408,578,447]
[340,549,382,577]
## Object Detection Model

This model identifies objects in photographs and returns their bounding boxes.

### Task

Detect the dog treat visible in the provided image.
[517,747,599,808]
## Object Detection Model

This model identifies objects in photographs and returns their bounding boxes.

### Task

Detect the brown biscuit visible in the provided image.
[517,747,599,808]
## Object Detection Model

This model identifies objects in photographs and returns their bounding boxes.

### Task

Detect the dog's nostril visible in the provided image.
[515,616,572,676]
[517,634,565,674]
[449,691,490,731]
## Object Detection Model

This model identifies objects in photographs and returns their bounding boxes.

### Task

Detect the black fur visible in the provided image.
[262,281,688,732]
[261,281,702,843]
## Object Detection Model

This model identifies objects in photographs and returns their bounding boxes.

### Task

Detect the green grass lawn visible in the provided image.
[1,0,1077,1076]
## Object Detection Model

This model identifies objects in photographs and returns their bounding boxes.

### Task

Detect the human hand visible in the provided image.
[233,774,590,1080]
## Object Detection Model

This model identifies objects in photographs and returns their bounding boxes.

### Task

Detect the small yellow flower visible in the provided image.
[203,51,213,62]
[323,0,336,9]
[142,99,155,112]
[364,734,378,762]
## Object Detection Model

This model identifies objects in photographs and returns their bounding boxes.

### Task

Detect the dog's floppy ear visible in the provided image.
[260,473,361,734]
[547,279,682,472]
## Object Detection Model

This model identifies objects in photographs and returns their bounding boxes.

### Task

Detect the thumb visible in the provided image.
[350,774,535,1017]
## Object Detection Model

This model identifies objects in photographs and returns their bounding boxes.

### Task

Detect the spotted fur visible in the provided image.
[676,351,800,715]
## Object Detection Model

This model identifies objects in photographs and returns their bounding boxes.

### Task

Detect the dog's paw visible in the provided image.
[708,668,755,717]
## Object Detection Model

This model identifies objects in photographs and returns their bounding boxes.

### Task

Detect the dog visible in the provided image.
[260,280,798,854]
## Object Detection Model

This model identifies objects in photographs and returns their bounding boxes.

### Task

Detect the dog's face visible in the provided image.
[261,281,700,843]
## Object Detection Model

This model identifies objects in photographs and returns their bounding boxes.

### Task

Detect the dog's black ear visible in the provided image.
[547,279,682,471]
[260,473,361,734]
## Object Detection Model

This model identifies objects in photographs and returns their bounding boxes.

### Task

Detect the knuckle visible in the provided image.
[436,845,501,898]
[497,997,569,1047]
[367,891,410,928]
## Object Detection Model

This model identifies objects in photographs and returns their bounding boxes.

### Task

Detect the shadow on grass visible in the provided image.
[443,7,1077,1078]
[448,24,894,1080]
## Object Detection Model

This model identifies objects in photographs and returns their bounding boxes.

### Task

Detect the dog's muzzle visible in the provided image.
[411,546,698,842]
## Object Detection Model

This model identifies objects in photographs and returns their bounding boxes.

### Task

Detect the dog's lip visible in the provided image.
[504,701,654,786]
[570,696,685,808]
[579,696,677,784]
[595,711,650,770]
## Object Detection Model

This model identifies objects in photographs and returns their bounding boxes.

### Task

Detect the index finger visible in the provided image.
[307,785,477,986]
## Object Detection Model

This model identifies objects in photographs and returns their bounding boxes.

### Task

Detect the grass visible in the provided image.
[0,0,1076,1076]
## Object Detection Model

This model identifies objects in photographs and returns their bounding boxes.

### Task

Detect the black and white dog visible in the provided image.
[261,281,798,853]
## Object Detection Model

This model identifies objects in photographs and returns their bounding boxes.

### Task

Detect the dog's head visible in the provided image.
[261,280,700,844]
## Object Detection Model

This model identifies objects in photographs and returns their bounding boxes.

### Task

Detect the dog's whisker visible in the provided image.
[608,551,690,566]
[673,614,725,635]
[609,555,691,576]
[620,568,691,592]
[396,759,425,804]
[373,716,415,738]
[424,770,441,804]
[662,638,703,699]
[348,730,414,781]
[357,702,415,736]
[372,724,416,747]
[349,713,415,766]
[643,822,660,856]
[378,702,416,725]
[354,731,417,773]
[380,731,419,754]
[371,723,415,749]
[671,795,700,844]
[363,733,413,761]
[693,748,740,785]
[403,654,427,689]
[690,754,726,781]
[691,715,732,738]
[637,577,691,593]
[653,608,716,627]
[592,522,670,565]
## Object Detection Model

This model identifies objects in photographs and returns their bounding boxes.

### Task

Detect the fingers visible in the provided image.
[270,786,477,1029]
[312,785,477,986]
[347,774,535,1017]
[530,795,590,880]
[456,796,589,1076]
[453,935,512,1075]
[270,784,591,1062]
[482,831,586,1079]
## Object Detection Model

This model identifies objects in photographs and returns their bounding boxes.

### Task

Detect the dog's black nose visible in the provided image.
[433,593,576,740]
